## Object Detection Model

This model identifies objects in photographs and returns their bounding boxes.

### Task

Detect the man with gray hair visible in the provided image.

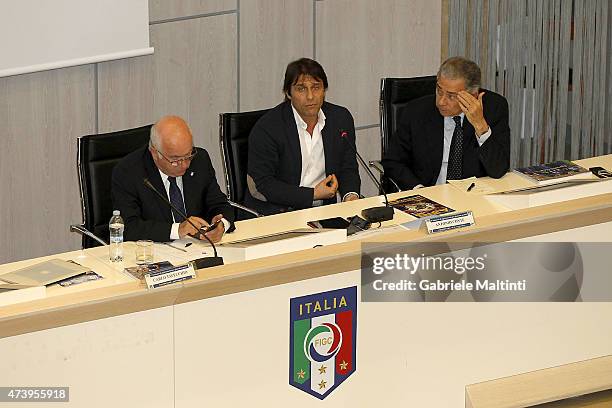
[112,115,234,242]
[382,56,510,189]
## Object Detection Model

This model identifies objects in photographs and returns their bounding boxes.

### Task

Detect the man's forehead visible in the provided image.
[159,125,192,147]
[293,75,323,85]
[438,76,467,92]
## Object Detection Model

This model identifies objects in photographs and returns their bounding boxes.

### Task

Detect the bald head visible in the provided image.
[149,115,195,177]
[150,115,193,151]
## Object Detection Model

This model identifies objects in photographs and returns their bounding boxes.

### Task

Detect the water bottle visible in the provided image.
[109,210,124,262]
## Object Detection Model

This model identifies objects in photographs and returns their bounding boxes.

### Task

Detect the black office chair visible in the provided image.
[73,125,152,248]
[219,109,270,220]
[373,75,437,193]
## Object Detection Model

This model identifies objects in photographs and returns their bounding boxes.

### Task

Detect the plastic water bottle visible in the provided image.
[109,210,124,262]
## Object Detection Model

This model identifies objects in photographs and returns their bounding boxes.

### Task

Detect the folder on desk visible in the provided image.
[0,259,89,287]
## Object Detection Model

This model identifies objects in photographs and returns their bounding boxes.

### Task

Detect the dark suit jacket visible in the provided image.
[111,145,234,242]
[245,100,361,215]
[382,90,510,190]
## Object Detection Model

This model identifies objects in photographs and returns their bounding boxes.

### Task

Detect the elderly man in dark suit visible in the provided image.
[112,116,234,242]
[245,57,361,215]
[383,56,510,190]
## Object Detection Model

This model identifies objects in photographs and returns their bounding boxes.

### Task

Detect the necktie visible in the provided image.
[447,116,463,180]
[167,176,186,221]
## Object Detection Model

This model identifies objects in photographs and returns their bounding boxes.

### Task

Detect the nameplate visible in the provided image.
[144,264,196,289]
[425,211,475,234]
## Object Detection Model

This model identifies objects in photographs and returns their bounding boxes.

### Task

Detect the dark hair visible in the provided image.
[282,58,328,100]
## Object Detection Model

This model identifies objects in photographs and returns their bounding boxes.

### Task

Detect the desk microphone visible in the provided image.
[340,130,394,223]
[143,178,223,268]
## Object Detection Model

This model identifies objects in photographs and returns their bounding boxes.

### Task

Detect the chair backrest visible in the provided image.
[378,76,437,193]
[379,75,437,156]
[219,109,269,217]
[77,125,152,248]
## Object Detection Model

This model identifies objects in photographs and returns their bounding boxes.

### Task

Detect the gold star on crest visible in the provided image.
[318,379,327,389]
[296,369,306,379]
[318,365,327,374]
[339,360,348,371]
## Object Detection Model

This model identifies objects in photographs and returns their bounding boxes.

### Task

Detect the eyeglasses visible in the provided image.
[153,146,197,167]
[436,83,460,101]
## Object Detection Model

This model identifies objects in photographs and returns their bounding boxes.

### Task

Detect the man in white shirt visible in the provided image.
[246,58,361,215]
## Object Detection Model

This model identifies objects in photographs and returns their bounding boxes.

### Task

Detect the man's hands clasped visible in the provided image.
[313,174,338,200]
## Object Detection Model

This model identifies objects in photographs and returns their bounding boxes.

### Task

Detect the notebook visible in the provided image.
[0,259,90,287]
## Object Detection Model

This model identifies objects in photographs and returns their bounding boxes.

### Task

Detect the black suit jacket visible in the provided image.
[245,100,361,215]
[382,90,510,190]
[111,145,234,242]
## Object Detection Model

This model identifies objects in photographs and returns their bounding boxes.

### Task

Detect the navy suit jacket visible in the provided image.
[112,145,234,241]
[245,100,361,215]
[382,90,510,190]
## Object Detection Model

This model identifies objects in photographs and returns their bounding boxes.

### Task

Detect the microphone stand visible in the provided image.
[144,178,224,268]
[340,131,394,222]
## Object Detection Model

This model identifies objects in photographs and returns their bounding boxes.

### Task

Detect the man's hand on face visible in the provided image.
[456,91,489,136]
[178,216,207,238]
[313,174,338,200]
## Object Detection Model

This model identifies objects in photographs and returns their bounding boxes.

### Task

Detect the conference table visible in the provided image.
[1,155,611,407]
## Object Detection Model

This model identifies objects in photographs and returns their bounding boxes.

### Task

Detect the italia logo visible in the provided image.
[289,286,357,399]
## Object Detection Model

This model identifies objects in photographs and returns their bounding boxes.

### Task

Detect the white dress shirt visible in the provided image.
[431,113,492,186]
[291,105,359,203]
[292,106,327,206]
[157,169,229,240]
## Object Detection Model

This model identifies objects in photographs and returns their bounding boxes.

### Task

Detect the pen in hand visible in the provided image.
[467,182,475,192]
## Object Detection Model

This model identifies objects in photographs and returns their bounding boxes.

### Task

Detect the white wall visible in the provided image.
[0,0,442,264]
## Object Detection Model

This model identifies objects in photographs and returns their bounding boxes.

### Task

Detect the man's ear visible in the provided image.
[285,91,291,100]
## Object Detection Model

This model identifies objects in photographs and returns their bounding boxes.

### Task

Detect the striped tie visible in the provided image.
[447,116,464,180]
[167,176,186,221]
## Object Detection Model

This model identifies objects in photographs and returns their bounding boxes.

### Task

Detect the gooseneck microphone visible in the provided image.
[340,130,394,223]
[143,178,224,268]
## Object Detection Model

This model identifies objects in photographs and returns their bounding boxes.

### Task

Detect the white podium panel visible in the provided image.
[174,272,612,407]
[0,306,174,408]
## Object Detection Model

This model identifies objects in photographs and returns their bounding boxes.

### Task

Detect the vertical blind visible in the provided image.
[448,0,611,167]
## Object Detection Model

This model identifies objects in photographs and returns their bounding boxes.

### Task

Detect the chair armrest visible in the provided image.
[70,224,108,246]
[367,160,401,193]
[368,160,384,175]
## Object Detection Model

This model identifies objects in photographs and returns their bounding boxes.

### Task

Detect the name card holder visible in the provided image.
[144,264,196,289]
[425,211,475,234]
